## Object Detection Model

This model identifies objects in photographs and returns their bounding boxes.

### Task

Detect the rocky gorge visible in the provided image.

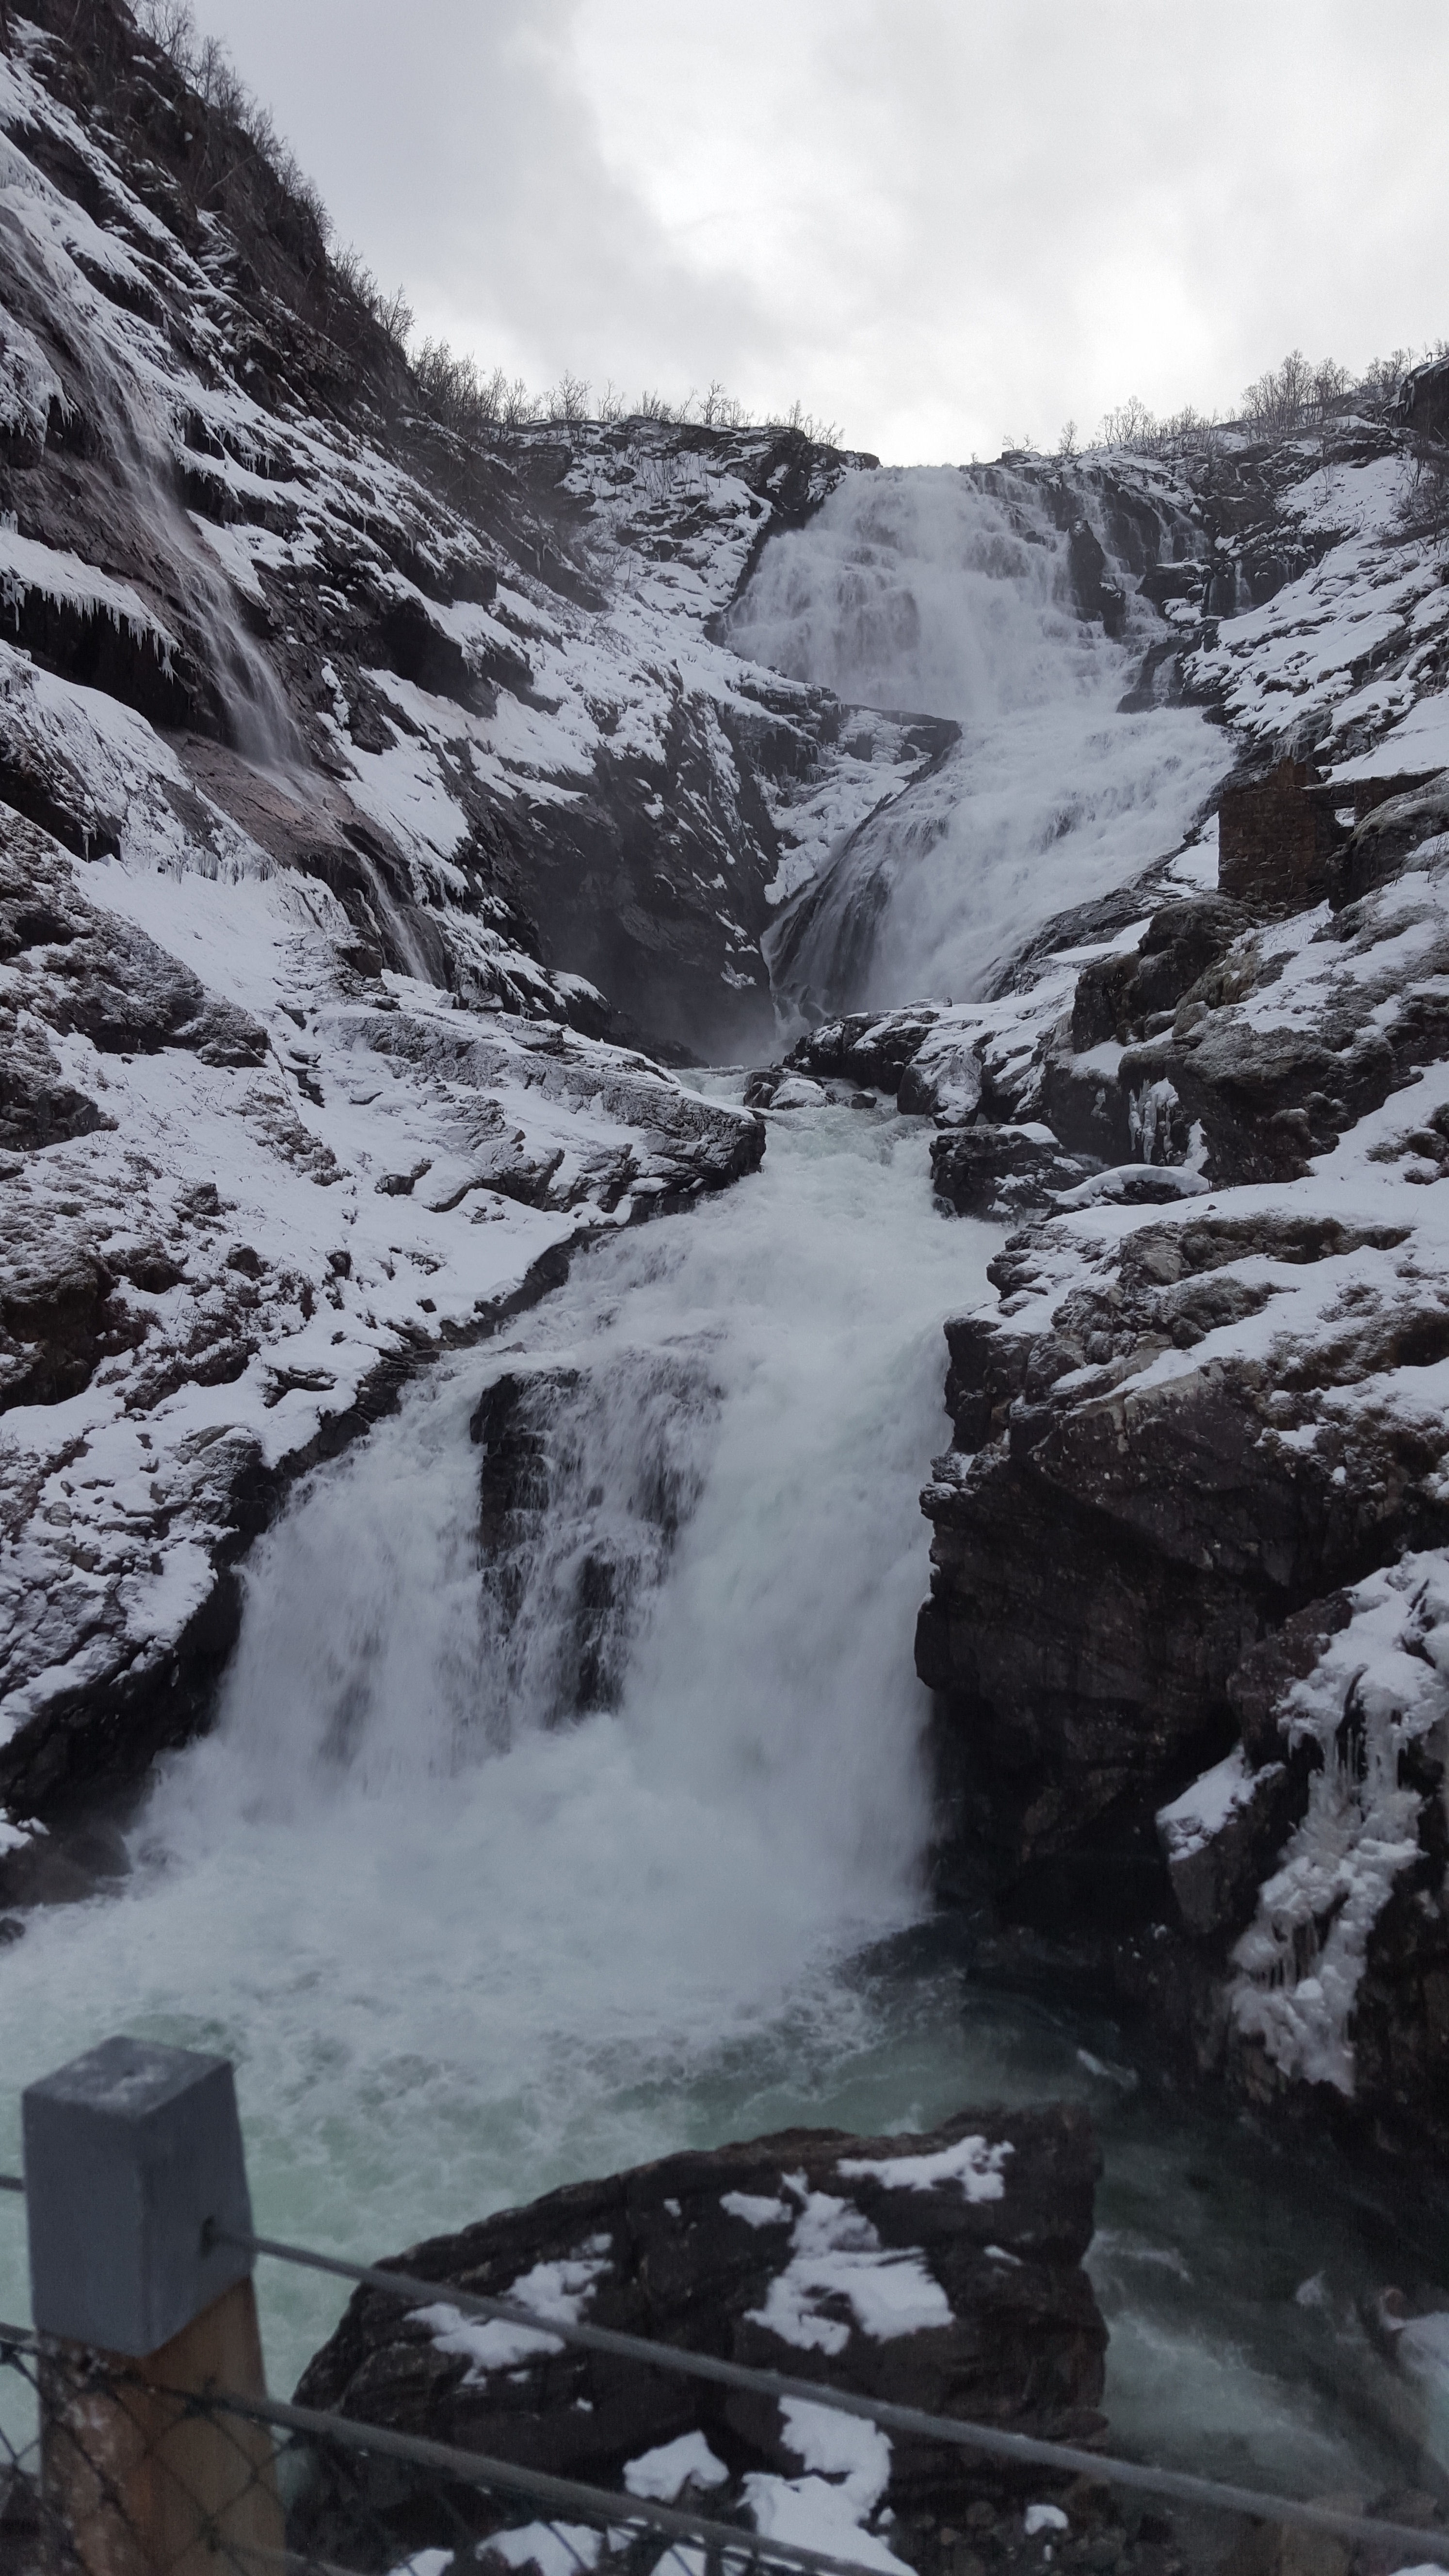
[5,0,1449,2545]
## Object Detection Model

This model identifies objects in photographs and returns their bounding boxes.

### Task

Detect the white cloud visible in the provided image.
[185,0,1449,462]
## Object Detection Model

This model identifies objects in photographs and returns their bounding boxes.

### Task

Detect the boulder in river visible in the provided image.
[292,2106,1106,2574]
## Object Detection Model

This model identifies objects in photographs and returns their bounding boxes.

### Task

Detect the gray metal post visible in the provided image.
[22,2036,282,2576]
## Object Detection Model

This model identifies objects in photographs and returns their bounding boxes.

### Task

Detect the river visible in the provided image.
[0,1099,1433,2502]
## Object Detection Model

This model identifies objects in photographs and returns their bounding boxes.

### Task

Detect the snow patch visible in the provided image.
[837,2134,1012,2200]
[622,2433,729,2501]
[411,2247,612,2377]
[721,2190,791,2228]
[746,2190,952,2352]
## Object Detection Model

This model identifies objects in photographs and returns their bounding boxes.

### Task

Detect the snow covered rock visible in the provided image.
[0,0,930,1062]
[1068,897,1252,1051]
[930,1126,1092,1221]
[906,783,1449,2149]
[292,2106,1105,2572]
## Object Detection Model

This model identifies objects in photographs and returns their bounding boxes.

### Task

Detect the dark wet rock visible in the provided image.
[293,2106,1106,2571]
[1117,1000,1440,1190]
[1326,772,1449,910]
[1217,759,1348,916]
[918,1208,1445,1942]
[932,1127,1092,1220]
[741,1065,828,1109]
[470,1353,716,1721]
[1066,519,1125,638]
[1070,900,1253,1052]
[785,1008,945,1094]
[0,1814,130,1911]
[918,1128,1449,2154]
[1038,1055,1131,1162]
[1397,354,1449,442]
[900,1034,985,1121]
[0,1229,136,1412]
[1156,1757,1300,1940]
[1225,1594,1357,1769]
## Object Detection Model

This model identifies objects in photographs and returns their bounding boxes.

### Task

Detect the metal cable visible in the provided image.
[0,2322,959,2576]
[219,2231,1449,2562]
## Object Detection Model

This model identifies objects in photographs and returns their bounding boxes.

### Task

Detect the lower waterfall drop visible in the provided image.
[0,1100,989,2363]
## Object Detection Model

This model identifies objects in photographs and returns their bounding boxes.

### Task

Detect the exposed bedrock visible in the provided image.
[293,2106,1106,2576]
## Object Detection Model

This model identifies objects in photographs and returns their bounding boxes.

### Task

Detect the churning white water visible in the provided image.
[727,466,1226,1012]
[0,1099,1434,2502]
[0,1104,986,2363]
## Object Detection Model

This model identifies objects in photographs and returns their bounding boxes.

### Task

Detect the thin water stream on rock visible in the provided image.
[0,1101,1440,2502]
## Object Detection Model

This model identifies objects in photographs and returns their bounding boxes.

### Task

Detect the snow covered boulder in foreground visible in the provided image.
[292,2107,1106,2576]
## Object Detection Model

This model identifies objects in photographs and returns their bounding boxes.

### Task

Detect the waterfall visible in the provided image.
[727,464,1227,1015]
[0,1102,997,2378]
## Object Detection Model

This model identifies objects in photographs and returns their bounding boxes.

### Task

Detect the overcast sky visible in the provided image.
[186,0,1449,465]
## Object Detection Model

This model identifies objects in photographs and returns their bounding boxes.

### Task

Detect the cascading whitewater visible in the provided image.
[727,463,1227,1016]
[0,1105,994,2381]
[0,1102,1433,2499]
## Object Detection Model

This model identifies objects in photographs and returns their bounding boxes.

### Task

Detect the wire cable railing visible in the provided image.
[0,2314,917,2576]
[210,2222,1447,2559]
[3,2171,1446,2569]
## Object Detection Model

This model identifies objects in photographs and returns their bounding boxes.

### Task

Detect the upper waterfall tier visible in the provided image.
[728,461,1226,1014]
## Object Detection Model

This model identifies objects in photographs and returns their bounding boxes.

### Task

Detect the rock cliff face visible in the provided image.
[730,375,1449,2157]
[293,2107,1106,2576]
[0,0,924,1059]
